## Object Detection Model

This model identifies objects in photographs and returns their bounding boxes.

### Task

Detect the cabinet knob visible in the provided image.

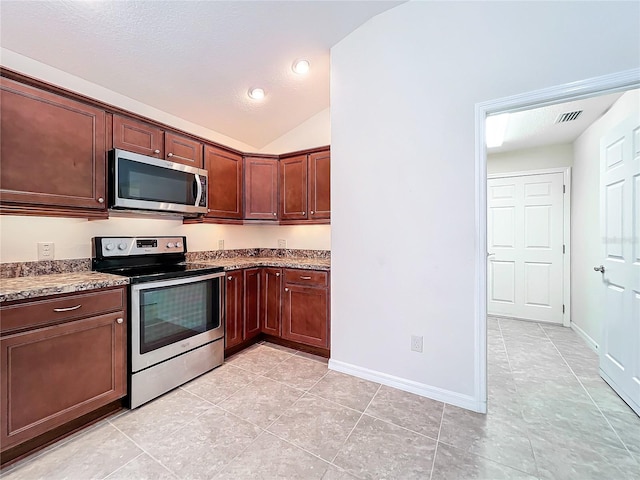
[116,318,124,324]
[167,153,174,158]
[311,211,314,215]
[273,212,277,216]
[153,149,160,154]
[97,197,104,204]
[276,272,280,277]
[285,287,289,292]
[228,276,233,281]
[302,212,306,216]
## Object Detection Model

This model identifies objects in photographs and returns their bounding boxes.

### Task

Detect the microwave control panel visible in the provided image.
[96,236,186,257]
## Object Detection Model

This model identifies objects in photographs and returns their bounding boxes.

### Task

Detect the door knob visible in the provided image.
[594,265,605,273]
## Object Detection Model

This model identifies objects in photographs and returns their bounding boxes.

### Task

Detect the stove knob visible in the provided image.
[105,243,114,251]
[167,242,175,248]
[118,243,127,251]
[176,242,183,248]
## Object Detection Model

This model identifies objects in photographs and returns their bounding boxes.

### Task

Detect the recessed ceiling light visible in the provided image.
[292,59,310,75]
[248,88,265,100]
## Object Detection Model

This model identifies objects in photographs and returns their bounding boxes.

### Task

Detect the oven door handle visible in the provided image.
[131,270,226,292]
[194,175,203,207]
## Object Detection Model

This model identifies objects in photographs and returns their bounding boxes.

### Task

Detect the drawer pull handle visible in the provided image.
[116,318,124,324]
[300,276,312,280]
[53,304,82,312]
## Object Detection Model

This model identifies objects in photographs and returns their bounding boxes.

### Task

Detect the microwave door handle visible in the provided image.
[194,175,203,206]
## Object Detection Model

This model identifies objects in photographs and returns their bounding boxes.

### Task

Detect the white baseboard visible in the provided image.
[570,321,599,354]
[328,359,485,413]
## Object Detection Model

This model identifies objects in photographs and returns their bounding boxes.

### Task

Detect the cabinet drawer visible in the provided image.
[283,269,328,287]
[1,288,126,334]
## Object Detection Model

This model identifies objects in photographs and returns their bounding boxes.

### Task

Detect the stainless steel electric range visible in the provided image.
[92,236,225,409]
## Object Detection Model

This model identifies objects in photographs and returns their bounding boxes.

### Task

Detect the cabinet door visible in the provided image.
[244,268,261,340]
[279,155,308,220]
[0,78,106,213]
[225,271,244,349]
[244,156,279,220]
[205,145,243,219]
[112,115,163,158]
[282,284,328,348]
[261,268,282,336]
[164,131,203,168]
[0,312,126,450]
[308,150,330,220]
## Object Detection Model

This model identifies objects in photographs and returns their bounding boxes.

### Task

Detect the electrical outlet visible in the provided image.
[218,239,224,250]
[37,242,55,261]
[411,335,423,353]
[278,239,287,249]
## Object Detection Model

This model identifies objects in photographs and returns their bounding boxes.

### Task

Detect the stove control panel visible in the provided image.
[96,236,187,257]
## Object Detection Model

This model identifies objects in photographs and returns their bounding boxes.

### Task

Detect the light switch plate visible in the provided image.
[37,242,55,260]
[218,239,224,250]
[278,239,287,249]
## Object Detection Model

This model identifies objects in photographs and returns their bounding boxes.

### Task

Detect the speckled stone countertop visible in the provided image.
[0,272,129,304]
[190,257,331,272]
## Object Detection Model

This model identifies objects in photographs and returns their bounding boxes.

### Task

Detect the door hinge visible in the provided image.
[563,304,565,314]
[563,185,566,193]
[563,244,565,254]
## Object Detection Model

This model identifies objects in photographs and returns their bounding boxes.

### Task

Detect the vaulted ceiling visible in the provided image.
[0,0,402,149]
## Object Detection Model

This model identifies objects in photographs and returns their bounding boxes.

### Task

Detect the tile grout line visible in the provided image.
[539,324,636,459]
[329,383,382,465]
[428,402,446,480]
[107,422,180,479]
[498,318,542,479]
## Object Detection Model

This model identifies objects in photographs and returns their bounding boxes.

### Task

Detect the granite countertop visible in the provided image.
[191,256,331,272]
[0,272,130,304]
[0,256,329,304]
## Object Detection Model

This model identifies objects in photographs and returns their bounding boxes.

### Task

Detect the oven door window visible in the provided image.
[139,278,220,354]
[118,158,197,205]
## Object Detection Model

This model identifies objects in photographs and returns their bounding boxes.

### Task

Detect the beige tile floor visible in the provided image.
[2,318,639,479]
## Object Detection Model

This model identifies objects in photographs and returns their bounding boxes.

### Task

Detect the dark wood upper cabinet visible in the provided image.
[261,268,282,337]
[112,115,163,158]
[244,268,262,340]
[0,78,107,217]
[205,145,243,220]
[164,131,203,168]
[244,156,279,221]
[308,150,330,219]
[113,116,203,168]
[225,270,244,349]
[279,154,308,220]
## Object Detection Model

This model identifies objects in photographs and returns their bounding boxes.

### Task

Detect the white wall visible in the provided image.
[0,51,332,262]
[330,0,640,410]
[571,89,640,347]
[487,144,573,175]
[260,108,330,154]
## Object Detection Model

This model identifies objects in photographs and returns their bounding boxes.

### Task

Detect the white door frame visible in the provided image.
[488,167,572,328]
[473,68,640,414]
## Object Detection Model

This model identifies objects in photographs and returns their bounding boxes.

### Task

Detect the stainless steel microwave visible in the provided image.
[109,149,208,215]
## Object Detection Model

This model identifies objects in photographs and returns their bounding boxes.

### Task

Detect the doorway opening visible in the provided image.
[473,68,640,414]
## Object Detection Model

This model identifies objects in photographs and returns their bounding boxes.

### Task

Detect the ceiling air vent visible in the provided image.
[555,110,583,123]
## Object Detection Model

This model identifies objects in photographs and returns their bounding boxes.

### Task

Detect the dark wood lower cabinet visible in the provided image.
[244,268,262,340]
[0,289,126,455]
[224,267,329,356]
[261,268,282,336]
[224,270,244,349]
[282,284,329,348]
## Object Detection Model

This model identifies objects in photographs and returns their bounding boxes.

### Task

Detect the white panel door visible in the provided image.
[487,173,564,323]
[599,114,640,416]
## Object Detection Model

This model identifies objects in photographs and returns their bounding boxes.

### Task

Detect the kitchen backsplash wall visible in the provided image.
[0,215,331,263]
